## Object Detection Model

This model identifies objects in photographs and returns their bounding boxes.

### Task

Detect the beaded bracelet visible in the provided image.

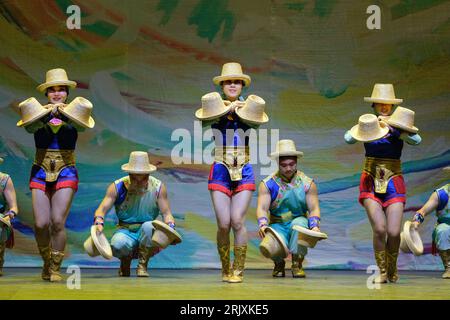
[308,216,321,229]
[258,217,269,228]
[413,212,424,224]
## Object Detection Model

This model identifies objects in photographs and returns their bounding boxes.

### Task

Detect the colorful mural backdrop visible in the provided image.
[0,0,449,269]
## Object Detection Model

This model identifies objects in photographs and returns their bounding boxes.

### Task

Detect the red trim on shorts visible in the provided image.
[208,183,232,197]
[234,183,256,194]
[56,180,78,192]
[29,180,78,192]
[29,181,46,191]
[382,196,406,208]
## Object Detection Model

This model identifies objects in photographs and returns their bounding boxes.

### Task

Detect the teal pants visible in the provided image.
[110,221,158,258]
[433,223,450,251]
[270,216,308,262]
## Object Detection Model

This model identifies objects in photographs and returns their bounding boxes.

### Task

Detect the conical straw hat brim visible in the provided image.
[90,225,113,259]
[386,119,418,134]
[83,236,100,257]
[152,220,182,244]
[364,97,403,104]
[0,216,11,229]
[264,227,289,258]
[270,150,304,159]
[349,121,389,142]
[402,221,423,256]
[195,104,231,120]
[121,163,157,174]
[235,107,269,124]
[213,75,251,87]
[16,108,51,127]
[58,106,95,129]
[292,225,328,239]
[37,80,77,92]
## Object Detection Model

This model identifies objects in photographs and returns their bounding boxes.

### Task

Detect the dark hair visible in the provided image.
[45,86,69,97]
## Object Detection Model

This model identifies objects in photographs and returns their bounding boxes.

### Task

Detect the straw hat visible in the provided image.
[151,220,182,249]
[364,84,403,104]
[59,97,95,129]
[37,68,77,92]
[400,221,423,256]
[0,158,3,164]
[386,106,418,133]
[121,151,157,174]
[213,62,251,87]
[293,225,327,248]
[443,166,450,172]
[235,94,268,124]
[83,225,113,259]
[349,114,389,142]
[195,92,231,120]
[259,227,289,259]
[16,97,52,127]
[270,139,304,159]
[0,214,11,229]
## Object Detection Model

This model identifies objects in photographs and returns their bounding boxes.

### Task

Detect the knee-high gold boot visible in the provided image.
[38,246,51,281]
[386,250,399,283]
[438,249,450,279]
[228,245,247,283]
[291,254,306,278]
[217,244,231,282]
[373,250,387,283]
[49,250,65,282]
[0,243,5,276]
[136,246,159,277]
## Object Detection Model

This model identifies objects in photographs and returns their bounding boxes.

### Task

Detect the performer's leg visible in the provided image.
[136,222,160,277]
[435,223,450,279]
[385,202,404,283]
[31,189,52,280]
[111,230,138,277]
[210,190,232,281]
[290,217,309,278]
[363,198,387,283]
[228,190,252,283]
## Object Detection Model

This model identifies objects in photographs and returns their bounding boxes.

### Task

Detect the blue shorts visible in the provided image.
[208,162,256,197]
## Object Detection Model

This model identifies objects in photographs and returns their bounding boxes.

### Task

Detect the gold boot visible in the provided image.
[272,259,285,277]
[136,246,158,277]
[373,250,387,283]
[291,254,306,278]
[438,249,450,279]
[49,250,65,282]
[217,244,231,282]
[228,245,247,283]
[38,246,51,281]
[0,242,5,277]
[119,256,132,277]
[386,250,399,283]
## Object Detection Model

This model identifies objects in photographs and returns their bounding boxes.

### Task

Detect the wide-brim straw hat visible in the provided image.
[235,94,269,124]
[59,97,95,129]
[0,214,11,229]
[83,225,113,259]
[293,225,327,248]
[121,151,157,174]
[37,68,77,92]
[364,83,403,104]
[400,221,423,256]
[270,139,304,159]
[259,227,289,259]
[386,106,418,133]
[349,114,389,142]
[443,166,450,172]
[16,97,52,127]
[151,220,182,249]
[213,62,251,87]
[195,92,231,120]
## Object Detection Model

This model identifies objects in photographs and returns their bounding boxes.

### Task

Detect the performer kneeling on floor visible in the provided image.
[256,140,323,278]
[91,151,180,277]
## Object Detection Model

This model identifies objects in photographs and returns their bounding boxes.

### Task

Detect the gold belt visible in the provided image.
[214,146,250,181]
[270,212,304,224]
[34,149,76,182]
[363,157,402,194]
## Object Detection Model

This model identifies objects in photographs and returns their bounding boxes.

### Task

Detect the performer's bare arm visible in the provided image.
[306,182,321,231]
[413,192,439,229]
[256,182,271,239]
[157,183,176,225]
[94,183,117,232]
[3,178,18,220]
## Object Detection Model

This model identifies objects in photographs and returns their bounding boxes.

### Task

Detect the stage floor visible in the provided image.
[1,268,449,300]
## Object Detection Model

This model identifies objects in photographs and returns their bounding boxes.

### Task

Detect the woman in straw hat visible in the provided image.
[410,167,450,279]
[195,62,268,283]
[344,90,422,283]
[18,68,94,282]
[0,157,19,276]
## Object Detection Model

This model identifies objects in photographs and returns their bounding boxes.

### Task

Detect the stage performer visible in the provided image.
[92,151,180,277]
[17,68,95,282]
[195,62,268,283]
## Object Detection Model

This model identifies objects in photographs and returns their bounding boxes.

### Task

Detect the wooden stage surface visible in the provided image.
[1,268,449,300]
